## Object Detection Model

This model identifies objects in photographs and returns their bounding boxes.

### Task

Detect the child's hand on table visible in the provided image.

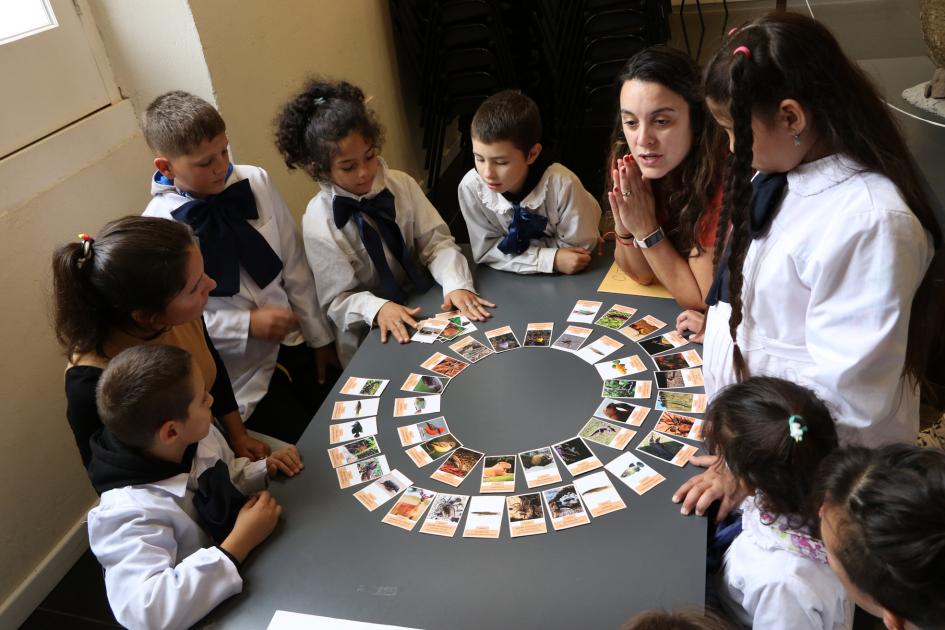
[267,445,304,478]
[676,310,706,344]
[230,432,271,461]
[221,490,283,563]
[441,289,494,322]
[553,247,592,274]
[376,302,421,344]
[672,455,749,522]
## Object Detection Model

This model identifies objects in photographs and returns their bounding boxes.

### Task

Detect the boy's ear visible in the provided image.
[155,419,181,445]
[525,143,542,165]
[154,157,174,179]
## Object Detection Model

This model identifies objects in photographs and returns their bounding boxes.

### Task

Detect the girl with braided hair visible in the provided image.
[674,12,942,520]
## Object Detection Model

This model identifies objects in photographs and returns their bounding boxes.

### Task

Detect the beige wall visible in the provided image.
[1,0,421,619]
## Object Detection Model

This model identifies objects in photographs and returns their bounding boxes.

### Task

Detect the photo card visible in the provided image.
[462,495,505,538]
[393,394,442,418]
[594,354,646,380]
[639,331,688,356]
[655,390,708,414]
[421,352,469,378]
[653,349,703,371]
[398,416,449,446]
[601,379,653,399]
[572,471,626,517]
[594,304,638,329]
[567,299,603,324]
[431,447,484,487]
[400,372,450,395]
[635,430,698,467]
[479,454,516,493]
[605,451,666,495]
[339,376,389,397]
[411,319,447,343]
[353,469,412,511]
[550,325,593,352]
[542,484,591,531]
[336,454,389,489]
[485,325,521,353]
[654,411,704,441]
[523,322,554,347]
[329,417,378,445]
[405,432,461,467]
[506,493,547,537]
[419,493,469,537]
[326,435,381,468]
[574,335,624,364]
[551,437,603,476]
[654,367,704,389]
[448,335,494,363]
[593,398,650,426]
[331,398,380,420]
[618,314,668,342]
[433,312,476,342]
[518,447,563,488]
[577,417,636,450]
[381,486,437,531]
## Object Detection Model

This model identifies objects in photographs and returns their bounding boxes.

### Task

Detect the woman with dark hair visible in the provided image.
[52,216,270,471]
[606,45,727,311]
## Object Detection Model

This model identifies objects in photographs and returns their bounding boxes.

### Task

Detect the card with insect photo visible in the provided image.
[381,486,437,531]
[336,454,389,489]
[635,430,698,467]
[654,411,704,441]
[572,470,626,518]
[605,451,666,495]
[523,322,554,347]
[593,398,650,426]
[550,325,592,352]
[339,376,389,397]
[419,493,469,537]
[448,336,494,363]
[506,493,548,537]
[353,469,412,511]
[398,416,449,446]
[329,417,378,445]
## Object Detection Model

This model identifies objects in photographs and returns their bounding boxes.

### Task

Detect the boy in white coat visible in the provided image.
[87,345,302,630]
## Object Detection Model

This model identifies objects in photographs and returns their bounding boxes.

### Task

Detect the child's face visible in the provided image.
[157,133,231,198]
[177,363,214,445]
[619,79,693,180]
[330,133,379,197]
[472,138,539,195]
[819,503,885,619]
[707,98,807,173]
[154,244,216,328]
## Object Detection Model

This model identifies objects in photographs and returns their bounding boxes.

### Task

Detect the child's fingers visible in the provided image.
[393,320,409,343]
[272,457,296,477]
[689,454,718,468]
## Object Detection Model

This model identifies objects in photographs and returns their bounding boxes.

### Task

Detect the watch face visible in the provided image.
[639,228,665,248]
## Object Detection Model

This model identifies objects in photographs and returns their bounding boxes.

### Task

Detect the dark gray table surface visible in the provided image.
[207,247,708,629]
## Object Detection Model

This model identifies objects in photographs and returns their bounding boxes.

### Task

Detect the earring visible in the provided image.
[792,130,801,147]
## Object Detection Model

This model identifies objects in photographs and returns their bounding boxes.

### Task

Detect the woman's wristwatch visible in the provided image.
[635,226,665,249]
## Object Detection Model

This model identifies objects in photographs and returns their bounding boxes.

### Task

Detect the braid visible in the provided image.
[725,59,755,382]
[710,153,735,272]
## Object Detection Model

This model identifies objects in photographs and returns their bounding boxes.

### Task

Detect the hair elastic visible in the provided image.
[727,26,740,37]
[788,415,808,443]
[312,97,326,107]
[76,233,94,268]
[733,46,751,58]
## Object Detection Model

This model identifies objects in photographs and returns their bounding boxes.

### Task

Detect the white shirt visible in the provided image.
[703,154,934,446]
[87,426,268,630]
[457,162,602,273]
[718,499,853,630]
[144,165,334,420]
[302,159,475,364]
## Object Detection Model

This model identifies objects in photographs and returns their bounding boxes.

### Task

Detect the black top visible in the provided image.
[64,319,239,473]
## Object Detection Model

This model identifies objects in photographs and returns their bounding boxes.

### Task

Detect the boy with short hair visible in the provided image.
[142,90,336,448]
[458,89,602,275]
[87,345,302,630]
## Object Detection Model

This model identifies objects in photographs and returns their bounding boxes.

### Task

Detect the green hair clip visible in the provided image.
[788,415,808,442]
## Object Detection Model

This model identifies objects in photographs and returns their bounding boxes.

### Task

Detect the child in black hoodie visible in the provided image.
[86,345,302,629]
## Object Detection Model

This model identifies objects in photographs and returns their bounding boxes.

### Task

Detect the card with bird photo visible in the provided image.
[326,436,381,468]
[398,416,450,446]
[577,417,636,450]
[593,398,650,426]
[400,372,450,395]
[551,437,603,476]
[635,430,698,467]
[329,417,378,445]
[331,398,380,420]
[336,454,389,489]
[393,394,441,418]
[353,469,412,511]
[405,432,462,467]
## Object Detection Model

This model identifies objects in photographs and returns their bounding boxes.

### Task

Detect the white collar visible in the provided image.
[786,153,862,197]
[147,472,190,498]
[473,165,553,212]
[741,497,828,564]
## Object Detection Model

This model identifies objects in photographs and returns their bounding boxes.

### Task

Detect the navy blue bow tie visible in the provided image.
[706,171,789,306]
[497,203,548,256]
[171,178,283,297]
[332,189,432,303]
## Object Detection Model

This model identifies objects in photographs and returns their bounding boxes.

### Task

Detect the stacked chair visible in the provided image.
[390,0,671,226]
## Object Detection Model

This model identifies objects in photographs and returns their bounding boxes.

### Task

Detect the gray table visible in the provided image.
[208,248,707,629]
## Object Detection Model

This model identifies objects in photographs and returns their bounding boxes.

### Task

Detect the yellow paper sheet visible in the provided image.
[597,262,674,299]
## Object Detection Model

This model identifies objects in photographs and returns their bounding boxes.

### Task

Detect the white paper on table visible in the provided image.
[268,610,424,630]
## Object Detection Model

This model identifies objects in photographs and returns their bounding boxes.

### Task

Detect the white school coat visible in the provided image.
[457,163,602,273]
[718,499,853,630]
[87,426,268,630]
[144,165,334,420]
[703,154,934,447]
[302,159,475,365]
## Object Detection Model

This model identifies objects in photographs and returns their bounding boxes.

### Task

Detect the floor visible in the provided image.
[18,1,935,628]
